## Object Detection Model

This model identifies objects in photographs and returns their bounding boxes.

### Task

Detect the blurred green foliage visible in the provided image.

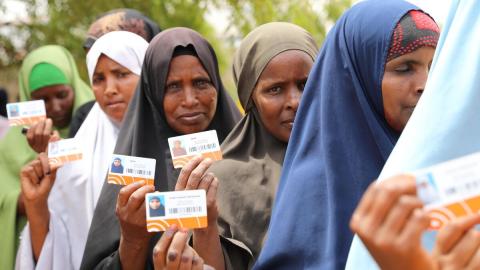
[0,0,351,100]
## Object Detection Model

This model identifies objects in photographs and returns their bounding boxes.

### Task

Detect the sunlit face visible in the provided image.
[149,198,160,209]
[382,47,435,132]
[92,55,140,124]
[163,55,218,135]
[30,84,74,128]
[252,50,313,143]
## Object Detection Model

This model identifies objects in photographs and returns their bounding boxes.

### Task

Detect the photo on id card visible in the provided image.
[145,190,208,232]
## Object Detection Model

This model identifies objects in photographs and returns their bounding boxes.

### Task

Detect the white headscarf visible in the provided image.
[16,31,149,270]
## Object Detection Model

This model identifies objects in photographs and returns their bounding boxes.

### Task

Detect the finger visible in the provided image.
[38,153,55,192]
[20,165,38,191]
[31,159,44,183]
[166,228,190,270]
[42,119,53,151]
[397,208,430,246]
[448,229,480,267]
[117,181,146,207]
[50,130,60,142]
[185,158,213,190]
[362,175,417,232]
[178,245,195,270]
[377,196,423,237]
[350,179,379,232]
[436,214,480,254]
[126,184,155,211]
[33,120,46,148]
[26,124,35,145]
[190,249,204,270]
[38,153,51,175]
[153,225,179,270]
[465,245,480,270]
[206,177,218,213]
[176,155,204,191]
[197,173,214,192]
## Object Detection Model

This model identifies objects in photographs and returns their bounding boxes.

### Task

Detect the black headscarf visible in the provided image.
[80,27,241,270]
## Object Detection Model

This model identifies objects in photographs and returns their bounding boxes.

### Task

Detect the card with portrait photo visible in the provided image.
[48,138,83,168]
[6,100,46,126]
[145,190,207,232]
[168,130,222,168]
[107,154,156,186]
[414,151,480,230]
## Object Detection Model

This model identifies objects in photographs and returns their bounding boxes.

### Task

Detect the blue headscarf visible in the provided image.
[254,1,419,269]
[346,0,480,268]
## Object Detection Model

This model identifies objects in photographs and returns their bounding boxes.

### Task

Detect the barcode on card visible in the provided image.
[189,143,216,152]
[169,206,202,215]
[126,168,153,177]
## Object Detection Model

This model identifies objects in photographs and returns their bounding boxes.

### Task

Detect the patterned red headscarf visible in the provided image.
[387,10,440,62]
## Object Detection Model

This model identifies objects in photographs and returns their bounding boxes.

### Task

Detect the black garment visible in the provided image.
[0,88,8,117]
[80,27,241,270]
[68,101,95,138]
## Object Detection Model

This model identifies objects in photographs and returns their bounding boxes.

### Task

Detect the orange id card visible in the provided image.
[107,154,156,186]
[7,100,46,126]
[415,152,480,229]
[168,130,222,168]
[48,139,83,168]
[145,190,207,232]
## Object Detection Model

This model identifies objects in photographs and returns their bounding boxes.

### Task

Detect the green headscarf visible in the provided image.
[28,63,69,93]
[0,45,93,270]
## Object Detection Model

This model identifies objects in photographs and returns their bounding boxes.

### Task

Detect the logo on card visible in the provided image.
[48,138,83,168]
[6,100,46,126]
[145,190,208,232]
[107,154,156,186]
[414,152,480,230]
[168,130,222,168]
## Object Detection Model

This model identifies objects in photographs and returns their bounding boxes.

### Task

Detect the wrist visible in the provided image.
[25,201,49,222]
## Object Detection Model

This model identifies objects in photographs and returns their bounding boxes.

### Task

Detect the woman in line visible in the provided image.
[0,45,93,270]
[80,27,241,270]
[15,31,149,270]
[69,8,162,137]
[254,1,440,269]
[204,22,317,268]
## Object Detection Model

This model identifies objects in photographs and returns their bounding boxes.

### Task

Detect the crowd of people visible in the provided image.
[1,0,479,269]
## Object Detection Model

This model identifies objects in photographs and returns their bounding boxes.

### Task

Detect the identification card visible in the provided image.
[168,130,222,168]
[415,152,480,229]
[107,154,156,186]
[145,190,207,232]
[6,100,46,126]
[48,138,83,167]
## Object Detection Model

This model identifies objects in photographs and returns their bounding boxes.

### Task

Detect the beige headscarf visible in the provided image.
[209,22,318,268]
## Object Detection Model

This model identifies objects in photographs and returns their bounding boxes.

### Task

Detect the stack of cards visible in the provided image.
[415,151,480,229]
[48,138,83,168]
[107,154,156,186]
[6,100,46,126]
[168,130,222,168]
[145,190,208,232]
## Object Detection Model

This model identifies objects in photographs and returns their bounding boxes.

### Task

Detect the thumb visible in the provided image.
[49,130,61,142]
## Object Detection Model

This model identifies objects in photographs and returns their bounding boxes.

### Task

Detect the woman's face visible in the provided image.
[382,46,435,133]
[252,50,313,143]
[92,55,140,124]
[30,84,74,128]
[149,198,160,209]
[163,55,218,135]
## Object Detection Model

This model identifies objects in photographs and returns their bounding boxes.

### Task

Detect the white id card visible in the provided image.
[168,130,222,168]
[6,100,46,126]
[48,138,83,167]
[107,154,156,186]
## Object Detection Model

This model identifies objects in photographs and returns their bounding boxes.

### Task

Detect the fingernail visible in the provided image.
[165,225,177,237]
[167,251,177,261]
[192,256,199,265]
[181,254,190,263]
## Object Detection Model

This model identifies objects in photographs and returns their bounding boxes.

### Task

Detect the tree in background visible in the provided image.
[0,0,351,101]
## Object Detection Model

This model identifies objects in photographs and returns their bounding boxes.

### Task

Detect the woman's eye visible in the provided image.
[194,80,211,89]
[266,86,282,95]
[394,64,411,73]
[117,72,130,79]
[166,83,181,93]
[57,91,68,99]
[92,76,104,85]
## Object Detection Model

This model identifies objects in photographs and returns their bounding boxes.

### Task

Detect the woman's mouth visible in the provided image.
[178,112,205,124]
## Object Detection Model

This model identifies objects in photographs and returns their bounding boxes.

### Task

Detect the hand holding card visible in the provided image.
[26,118,61,153]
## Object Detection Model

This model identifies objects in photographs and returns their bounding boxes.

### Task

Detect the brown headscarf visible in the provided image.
[83,9,161,49]
[80,27,241,270]
[209,22,318,268]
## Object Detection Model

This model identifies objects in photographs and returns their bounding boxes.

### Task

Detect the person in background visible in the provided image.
[254,1,439,269]
[15,31,149,270]
[204,22,318,269]
[80,27,241,270]
[69,8,161,138]
[0,45,94,270]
